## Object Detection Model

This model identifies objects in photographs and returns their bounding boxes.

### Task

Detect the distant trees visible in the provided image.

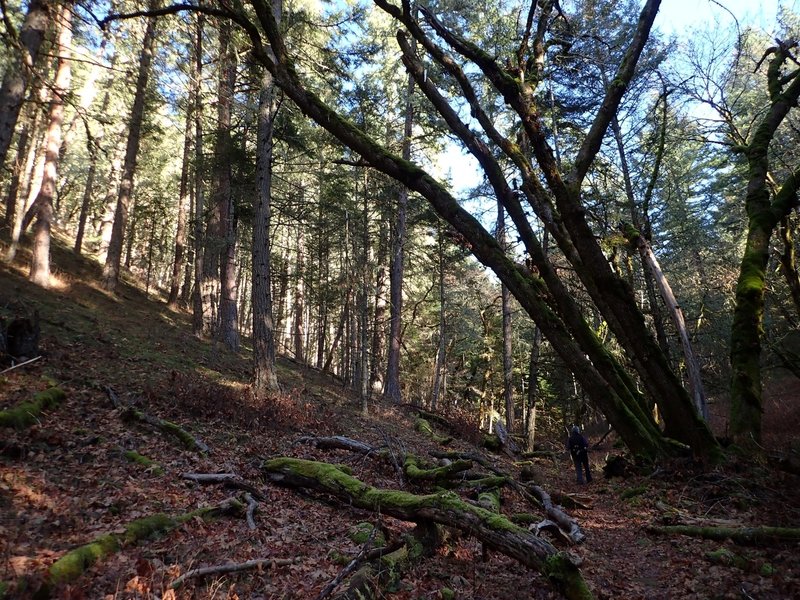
[2,0,799,459]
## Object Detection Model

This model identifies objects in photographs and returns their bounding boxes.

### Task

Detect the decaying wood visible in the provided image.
[647,524,800,545]
[0,386,64,429]
[181,472,265,500]
[403,454,472,481]
[106,386,209,453]
[263,457,592,600]
[170,557,299,589]
[527,484,586,544]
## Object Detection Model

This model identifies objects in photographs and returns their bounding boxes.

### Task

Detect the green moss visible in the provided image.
[760,562,774,576]
[414,418,452,444]
[403,455,471,481]
[620,486,647,500]
[0,581,9,599]
[477,489,501,513]
[123,450,164,475]
[0,387,65,429]
[349,522,386,546]
[510,513,539,525]
[543,553,594,600]
[439,588,455,600]
[48,534,119,585]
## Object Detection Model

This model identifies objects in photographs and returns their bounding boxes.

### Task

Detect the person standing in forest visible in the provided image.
[567,425,592,484]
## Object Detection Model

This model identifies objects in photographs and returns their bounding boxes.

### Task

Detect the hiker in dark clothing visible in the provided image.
[567,425,592,484]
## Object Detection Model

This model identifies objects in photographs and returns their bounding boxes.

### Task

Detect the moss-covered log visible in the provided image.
[414,418,452,444]
[0,387,64,429]
[263,457,592,599]
[647,524,800,545]
[403,455,472,481]
[41,499,242,594]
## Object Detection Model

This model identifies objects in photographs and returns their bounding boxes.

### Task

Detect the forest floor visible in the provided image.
[1,236,800,600]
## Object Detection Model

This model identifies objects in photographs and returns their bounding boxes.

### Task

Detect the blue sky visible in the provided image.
[656,0,793,36]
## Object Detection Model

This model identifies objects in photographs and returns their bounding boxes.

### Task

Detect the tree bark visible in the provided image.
[102,0,159,292]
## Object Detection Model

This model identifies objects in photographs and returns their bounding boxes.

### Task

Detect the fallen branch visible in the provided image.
[647,524,800,545]
[263,457,592,600]
[0,387,65,429]
[244,492,258,530]
[0,355,42,374]
[170,557,299,589]
[527,484,586,544]
[403,455,472,481]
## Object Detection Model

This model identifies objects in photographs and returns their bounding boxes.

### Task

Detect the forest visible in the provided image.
[1,0,799,598]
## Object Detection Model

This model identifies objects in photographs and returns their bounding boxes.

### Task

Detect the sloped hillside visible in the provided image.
[1,238,799,600]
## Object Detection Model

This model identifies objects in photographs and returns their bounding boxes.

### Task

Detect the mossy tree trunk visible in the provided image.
[729,43,800,447]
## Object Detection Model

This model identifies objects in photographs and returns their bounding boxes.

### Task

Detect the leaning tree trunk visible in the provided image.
[25,2,71,288]
[102,0,159,293]
[252,0,282,398]
[0,0,48,171]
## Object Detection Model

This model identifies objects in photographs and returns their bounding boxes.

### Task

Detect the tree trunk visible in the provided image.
[102,0,159,292]
[26,2,71,288]
[252,12,282,397]
[496,201,514,433]
[430,221,446,410]
[215,18,240,352]
[383,63,414,404]
[167,75,195,306]
[730,47,800,446]
[0,0,48,171]
[369,217,388,392]
[191,13,205,336]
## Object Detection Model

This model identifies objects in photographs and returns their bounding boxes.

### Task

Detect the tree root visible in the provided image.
[0,387,64,429]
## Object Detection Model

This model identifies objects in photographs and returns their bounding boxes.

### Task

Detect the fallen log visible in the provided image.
[415,418,452,444]
[0,387,65,429]
[647,524,800,545]
[296,435,379,455]
[263,457,592,600]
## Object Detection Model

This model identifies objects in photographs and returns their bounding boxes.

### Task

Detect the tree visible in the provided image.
[252,0,282,398]
[102,0,159,293]
[23,1,72,288]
